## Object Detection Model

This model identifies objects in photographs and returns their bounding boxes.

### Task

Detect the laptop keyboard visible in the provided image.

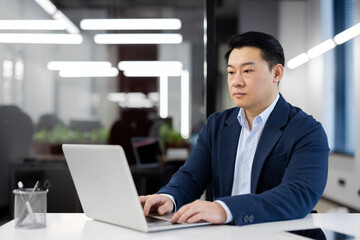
[146,216,178,227]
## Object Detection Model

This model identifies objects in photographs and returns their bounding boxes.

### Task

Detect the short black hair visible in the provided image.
[225,31,285,69]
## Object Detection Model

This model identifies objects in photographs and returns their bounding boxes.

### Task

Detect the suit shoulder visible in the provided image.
[207,107,238,124]
[287,104,318,126]
[286,103,326,140]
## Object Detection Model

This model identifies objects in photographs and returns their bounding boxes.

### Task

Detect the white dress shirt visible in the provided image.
[216,93,279,223]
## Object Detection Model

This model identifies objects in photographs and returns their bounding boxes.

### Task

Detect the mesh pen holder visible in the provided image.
[13,189,48,229]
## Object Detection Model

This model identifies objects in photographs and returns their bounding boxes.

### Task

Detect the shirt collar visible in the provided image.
[237,93,280,128]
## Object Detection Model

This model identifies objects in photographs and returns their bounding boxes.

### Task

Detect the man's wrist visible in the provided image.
[214,200,233,223]
[159,193,177,212]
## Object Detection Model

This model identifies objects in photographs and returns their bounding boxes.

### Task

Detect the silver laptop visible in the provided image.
[62,144,210,232]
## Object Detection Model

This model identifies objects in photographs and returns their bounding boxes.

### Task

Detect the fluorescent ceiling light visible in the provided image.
[94,33,183,44]
[0,33,83,44]
[59,67,119,78]
[81,18,181,30]
[34,0,57,15]
[47,61,112,70]
[288,22,360,70]
[159,76,168,118]
[307,39,336,59]
[119,61,183,77]
[107,92,155,108]
[287,53,309,69]
[119,61,183,70]
[34,0,80,34]
[0,20,66,30]
[334,22,360,45]
[181,70,190,139]
[148,92,159,102]
[107,92,127,102]
[123,70,183,77]
[119,101,154,108]
[53,11,80,34]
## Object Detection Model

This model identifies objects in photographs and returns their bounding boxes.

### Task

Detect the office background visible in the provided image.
[0,0,360,224]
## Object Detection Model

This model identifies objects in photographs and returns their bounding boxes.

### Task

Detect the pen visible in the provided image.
[17,181,36,225]
[29,181,41,202]
[41,180,51,191]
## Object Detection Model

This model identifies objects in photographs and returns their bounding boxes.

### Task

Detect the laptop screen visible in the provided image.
[131,137,160,166]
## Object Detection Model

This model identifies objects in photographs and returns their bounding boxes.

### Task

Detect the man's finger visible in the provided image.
[171,203,190,223]
[139,195,149,204]
[177,207,199,223]
[143,196,157,216]
[157,199,173,215]
[172,203,198,223]
[187,212,205,223]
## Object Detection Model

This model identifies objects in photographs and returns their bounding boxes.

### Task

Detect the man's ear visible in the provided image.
[273,64,284,84]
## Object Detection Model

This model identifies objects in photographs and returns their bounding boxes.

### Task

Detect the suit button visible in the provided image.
[248,215,254,223]
[243,215,249,223]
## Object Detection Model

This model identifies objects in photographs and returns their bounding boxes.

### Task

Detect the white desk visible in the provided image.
[1,213,360,240]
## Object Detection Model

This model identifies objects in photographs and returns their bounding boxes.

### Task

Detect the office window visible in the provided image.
[332,0,355,155]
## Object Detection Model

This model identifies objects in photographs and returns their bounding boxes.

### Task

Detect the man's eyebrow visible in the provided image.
[227,62,255,68]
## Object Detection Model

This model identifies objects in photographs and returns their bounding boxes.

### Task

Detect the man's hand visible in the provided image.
[139,194,174,216]
[171,200,227,224]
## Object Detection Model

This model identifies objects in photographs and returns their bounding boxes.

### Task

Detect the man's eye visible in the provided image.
[244,69,253,73]
[228,71,234,75]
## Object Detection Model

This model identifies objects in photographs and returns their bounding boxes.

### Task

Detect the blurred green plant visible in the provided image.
[33,124,109,144]
[159,123,187,146]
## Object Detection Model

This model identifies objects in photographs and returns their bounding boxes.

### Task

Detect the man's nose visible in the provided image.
[232,73,244,87]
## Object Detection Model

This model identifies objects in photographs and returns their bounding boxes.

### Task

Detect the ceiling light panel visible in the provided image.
[0,20,66,30]
[0,33,83,44]
[81,18,181,30]
[47,61,112,70]
[94,33,183,45]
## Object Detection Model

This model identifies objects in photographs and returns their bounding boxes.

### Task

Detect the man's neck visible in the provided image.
[244,93,278,130]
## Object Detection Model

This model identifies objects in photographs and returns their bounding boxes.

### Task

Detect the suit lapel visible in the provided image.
[250,94,290,193]
[219,109,241,196]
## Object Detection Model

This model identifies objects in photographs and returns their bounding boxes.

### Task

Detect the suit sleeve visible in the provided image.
[218,117,329,226]
[157,114,215,208]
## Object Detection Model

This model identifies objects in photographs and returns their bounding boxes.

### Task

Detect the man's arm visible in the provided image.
[156,113,215,208]
[139,113,221,220]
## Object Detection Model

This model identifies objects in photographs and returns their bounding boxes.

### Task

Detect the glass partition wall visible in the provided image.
[0,0,206,212]
[0,0,206,158]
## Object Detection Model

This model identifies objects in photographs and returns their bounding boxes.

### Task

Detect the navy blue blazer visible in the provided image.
[158,94,329,226]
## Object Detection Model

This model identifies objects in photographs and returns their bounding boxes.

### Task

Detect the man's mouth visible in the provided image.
[234,92,245,97]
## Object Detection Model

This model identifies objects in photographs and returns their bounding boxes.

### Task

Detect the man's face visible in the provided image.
[227,46,281,115]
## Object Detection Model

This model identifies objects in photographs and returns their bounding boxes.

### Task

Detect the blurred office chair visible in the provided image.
[36,113,64,131]
[0,105,34,209]
[108,109,151,165]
